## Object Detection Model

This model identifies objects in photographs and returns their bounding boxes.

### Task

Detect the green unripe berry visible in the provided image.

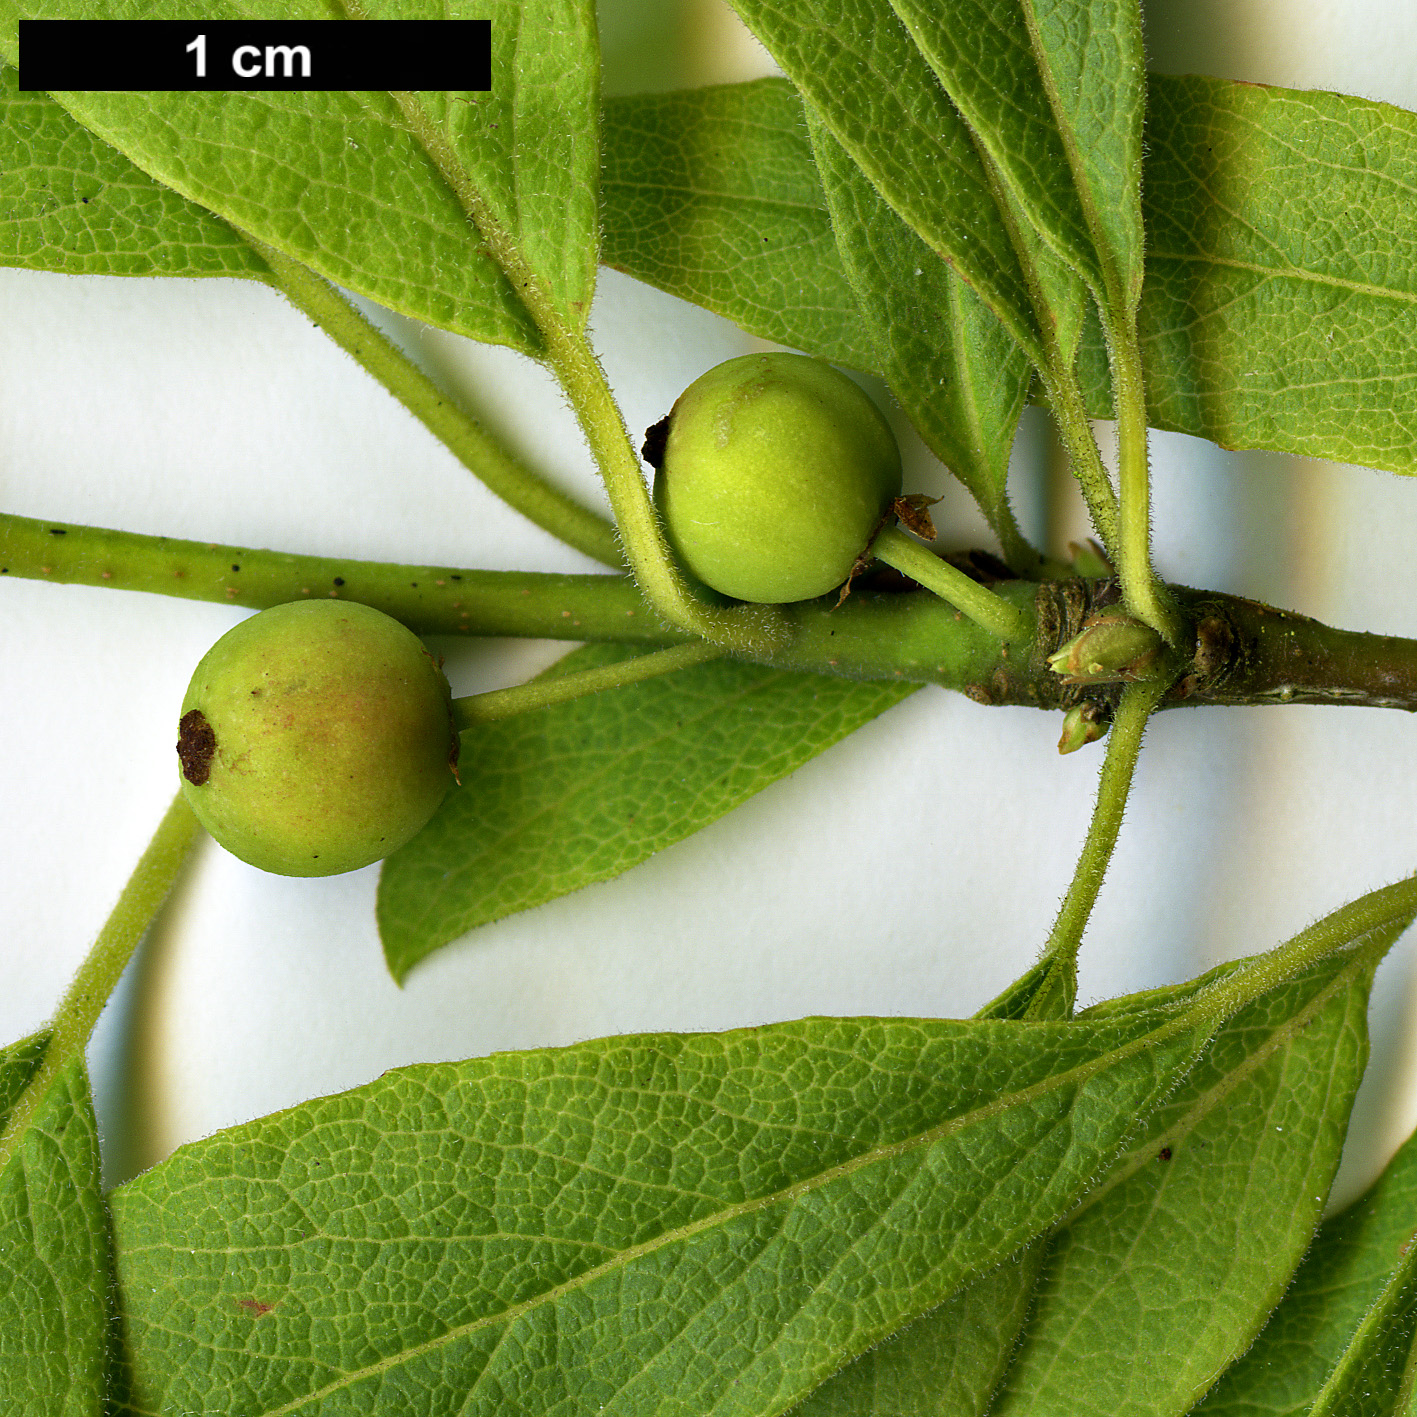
[176,600,458,877]
[653,353,903,603]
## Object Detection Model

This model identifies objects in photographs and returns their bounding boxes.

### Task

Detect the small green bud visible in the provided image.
[653,353,902,603]
[1048,614,1164,683]
[1068,538,1114,578]
[177,600,458,877]
[1057,702,1110,755]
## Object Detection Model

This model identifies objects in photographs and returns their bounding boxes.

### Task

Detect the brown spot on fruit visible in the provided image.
[177,709,217,785]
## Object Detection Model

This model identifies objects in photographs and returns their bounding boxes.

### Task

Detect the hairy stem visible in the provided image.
[0,794,200,1174]
[1033,677,1169,1016]
[453,642,722,730]
[247,236,625,570]
[1038,360,1120,556]
[963,140,1119,556]
[1104,313,1184,645]
[870,525,1031,641]
[384,91,789,657]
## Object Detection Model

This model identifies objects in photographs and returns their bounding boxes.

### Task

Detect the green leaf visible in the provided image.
[1075,73,1417,474]
[881,0,1097,298]
[0,1031,47,1127]
[0,1039,113,1417]
[724,0,1047,362]
[110,997,1221,1416]
[376,644,917,981]
[882,0,1144,341]
[788,1256,1045,1417]
[890,0,1144,308]
[0,1,603,351]
[360,0,601,330]
[1025,0,1146,310]
[989,946,1378,1417]
[110,867,1417,1417]
[1196,1122,1417,1416]
[600,80,874,371]
[805,115,1036,573]
[787,962,1075,1417]
[0,67,269,278]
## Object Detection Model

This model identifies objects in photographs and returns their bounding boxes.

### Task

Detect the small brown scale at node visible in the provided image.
[177,708,217,785]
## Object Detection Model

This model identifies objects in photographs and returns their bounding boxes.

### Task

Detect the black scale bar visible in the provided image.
[18,19,491,91]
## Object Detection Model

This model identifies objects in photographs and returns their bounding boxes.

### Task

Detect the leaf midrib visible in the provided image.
[1059,955,1365,1226]
[602,178,827,221]
[1147,246,1417,308]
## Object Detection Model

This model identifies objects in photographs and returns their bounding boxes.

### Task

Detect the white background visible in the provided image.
[3,0,1417,1207]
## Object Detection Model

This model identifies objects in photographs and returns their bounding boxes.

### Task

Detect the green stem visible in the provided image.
[0,794,200,1174]
[453,641,722,730]
[1037,359,1120,556]
[384,91,790,658]
[246,235,624,571]
[964,142,1119,557]
[21,514,1417,711]
[870,524,1031,642]
[0,511,664,641]
[1034,676,1169,1015]
[1105,315,1185,645]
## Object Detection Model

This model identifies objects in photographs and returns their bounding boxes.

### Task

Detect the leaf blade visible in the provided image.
[724,0,1046,360]
[0,2,605,350]
[600,80,874,371]
[805,114,1036,571]
[601,74,1417,475]
[358,0,601,329]
[1196,1119,1417,1417]
[377,644,917,980]
[0,1044,113,1417]
[786,959,1078,1417]
[1078,73,1417,473]
[111,872,1417,1417]
[0,67,269,279]
[884,0,1104,292]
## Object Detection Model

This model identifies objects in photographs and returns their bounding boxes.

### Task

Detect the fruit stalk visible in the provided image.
[0,794,200,1174]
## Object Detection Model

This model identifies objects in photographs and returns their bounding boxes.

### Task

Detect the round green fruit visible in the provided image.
[176,600,458,877]
[654,352,902,603]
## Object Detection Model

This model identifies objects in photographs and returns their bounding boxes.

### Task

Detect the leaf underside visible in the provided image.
[0,1037,113,1417]
[724,0,1046,360]
[792,946,1375,1417]
[377,644,916,981]
[0,0,604,350]
[599,79,874,371]
[1196,1109,1417,1416]
[110,1000,1211,1416]
[0,66,270,278]
[805,113,1035,570]
[9,61,1417,472]
[991,951,1374,1416]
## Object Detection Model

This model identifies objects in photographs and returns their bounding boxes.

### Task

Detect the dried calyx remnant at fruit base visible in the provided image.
[176,709,217,786]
